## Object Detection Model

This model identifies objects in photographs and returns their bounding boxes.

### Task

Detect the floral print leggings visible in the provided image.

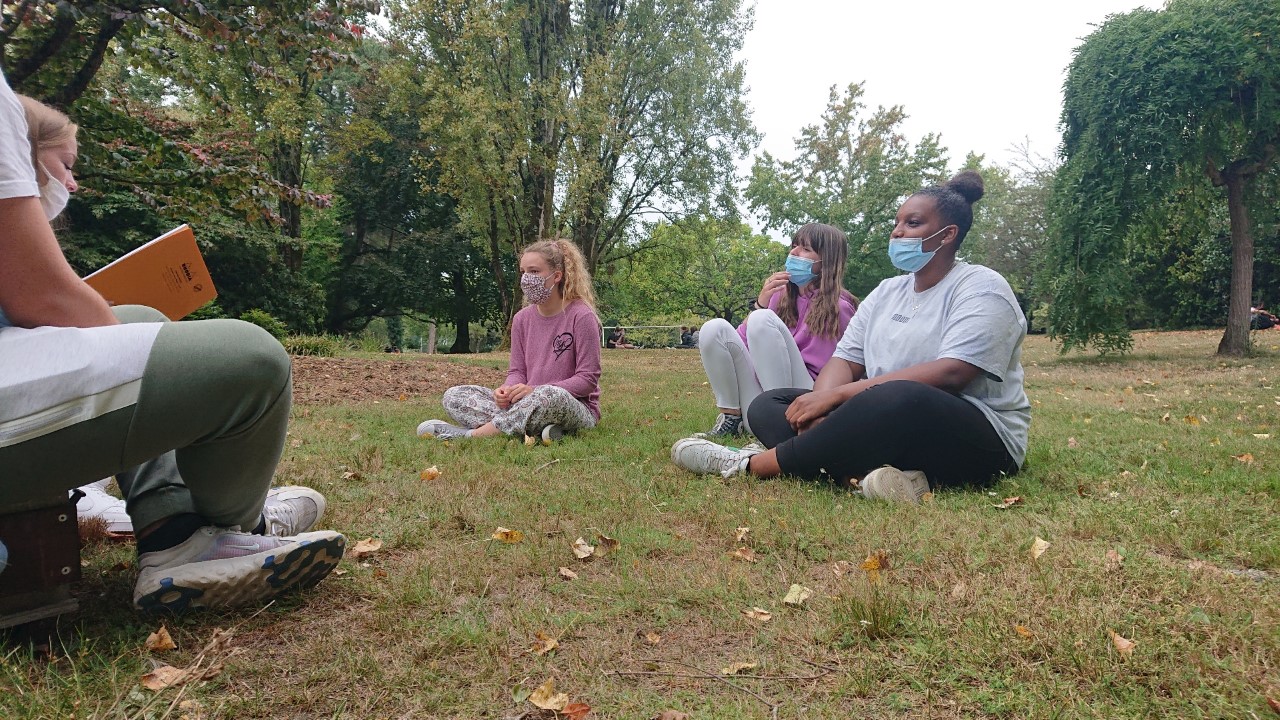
[442,385,597,437]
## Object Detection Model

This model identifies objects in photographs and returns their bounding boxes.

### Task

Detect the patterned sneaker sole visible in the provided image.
[135,535,346,614]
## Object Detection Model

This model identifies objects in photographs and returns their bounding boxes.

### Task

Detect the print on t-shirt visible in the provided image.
[552,332,574,358]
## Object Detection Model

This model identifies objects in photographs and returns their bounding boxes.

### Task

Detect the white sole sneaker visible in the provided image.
[670,437,760,477]
[859,466,930,503]
[134,527,345,613]
[416,419,469,439]
[74,481,133,534]
[541,425,564,443]
[263,486,326,536]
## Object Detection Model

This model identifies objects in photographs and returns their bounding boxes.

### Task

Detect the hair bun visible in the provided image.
[946,170,985,204]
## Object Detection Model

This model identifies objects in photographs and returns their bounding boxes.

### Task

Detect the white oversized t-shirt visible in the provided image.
[0,71,162,446]
[833,262,1031,466]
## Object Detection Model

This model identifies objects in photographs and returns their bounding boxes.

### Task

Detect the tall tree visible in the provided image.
[745,82,947,297]
[1047,0,1280,356]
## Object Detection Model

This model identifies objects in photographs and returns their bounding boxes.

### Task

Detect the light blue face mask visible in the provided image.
[784,255,817,287]
[888,225,951,273]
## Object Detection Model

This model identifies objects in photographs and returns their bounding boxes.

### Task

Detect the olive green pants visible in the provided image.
[0,307,291,531]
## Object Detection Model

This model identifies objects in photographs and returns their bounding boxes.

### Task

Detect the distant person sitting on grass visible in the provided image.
[0,76,345,613]
[417,239,602,443]
[693,223,857,438]
[671,171,1030,503]
[1251,305,1277,330]
[606,327,638,349]
[680,326,694,347]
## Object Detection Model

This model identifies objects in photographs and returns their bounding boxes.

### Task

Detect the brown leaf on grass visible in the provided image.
[1067,437,1079,448]
[348,537,382,560]
[1160,412,1171,423]
[741,607,772,622]
[1108,628,1136,658]
[831,560,855,577]
[992,496,1023,509]
[783,584,812,606]
[530,631,559,656]
[561,703,591,720]
[1253,433,1272,440]
[572,537,595,559]
[596,533,620,555]
[140,661,223,692]
[734,526,750,542]
[729,546,757,563]
[558,567,578,581]
[950,581,967,600]
[524,435,537,447]
[1105,549,1125,571]
[720,661,758,675]
[1076,483,1091,498]
[420,466,441,481]
[642,631,661,645]
[144,626,176,653]
[920,491,935,503]
[1183,415,1201,426]
[1265,694,1280,715]
[340,470,361,481]
[1030,537,1050,560]
[528,678,569,711]
[652,712,690,720]
[1014,625,1033,639]
[492,527,524,544]
[861,551,890,584]
[1233,453,1255,464]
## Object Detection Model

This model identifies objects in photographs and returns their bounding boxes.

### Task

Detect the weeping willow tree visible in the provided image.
[1046,0,1280,356]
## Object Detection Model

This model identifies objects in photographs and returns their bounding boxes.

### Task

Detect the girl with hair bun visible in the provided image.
[693,223,857,437]
[672,171,1031,503]
[417,238,603,442]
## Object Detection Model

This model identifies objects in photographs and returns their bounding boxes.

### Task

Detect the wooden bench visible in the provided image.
[0,494,82,628]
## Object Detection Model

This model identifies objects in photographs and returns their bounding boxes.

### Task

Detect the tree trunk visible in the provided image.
[1216,171,1253,357]
[427,322,437,354]
[448,268,473,354]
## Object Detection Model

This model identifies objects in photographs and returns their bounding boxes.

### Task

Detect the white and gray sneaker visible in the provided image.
[859,466,931,503]
[134,526,345,614]
[670,437,762,478]
[262,486,326,536]
[416,419,470,440]
[74,479,133,534]
[693,412,744,439]
[541,424,564,443]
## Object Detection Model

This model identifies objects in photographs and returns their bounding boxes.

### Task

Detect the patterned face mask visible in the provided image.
[521,272,555,305]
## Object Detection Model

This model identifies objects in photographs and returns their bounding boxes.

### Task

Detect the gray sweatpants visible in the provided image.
[0,306,290,532]
[442,384,596,437]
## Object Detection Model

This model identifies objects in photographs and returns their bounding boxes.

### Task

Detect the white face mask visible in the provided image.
[37,162,69,221]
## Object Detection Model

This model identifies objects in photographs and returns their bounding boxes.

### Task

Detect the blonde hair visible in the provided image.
[775,223,857,340]
[17,95,78,170]
[521,239,597,309]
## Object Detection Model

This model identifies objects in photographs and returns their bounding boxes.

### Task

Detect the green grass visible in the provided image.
[3,330,1278,719]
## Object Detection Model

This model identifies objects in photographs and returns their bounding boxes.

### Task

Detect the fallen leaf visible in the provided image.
[348,537,382,560]
[530,631,559,656]
[652,712,690,720]
[1233,453,1255,464]
[1014,625,1033,639]
[643,631,661,645]
[528,678,569,711]
[1067,437,1079,448]
[1030,537,1050,560]
[596,533,620,555]
[950,581,966,600]
[920,491,935,503]
[572,537,595,559]
[831,560,855,577]
[420,466,441,481]
[524,435,537,446]
[144,626,176,653]
[140,659,223,692]
[741,607,772,622]
[492,527,524,544]
[562,702,591,720]
[861,551,890,584]
[1105,549,1124,571]
[1076,483,1090,498]
[558,567,578,581]
[1108,628,1135,658]
[734,526,750,542]
[1183,415,1201,426]
[340,470,361,481]
[1265,695,1280,715]
[729,546,758,563]
[993,496,1023,509]
[720,661,758,675]
[783,584,812,606]
[398,393,406,401]
[1160,412,1170,423]
[1253,433,1271,440]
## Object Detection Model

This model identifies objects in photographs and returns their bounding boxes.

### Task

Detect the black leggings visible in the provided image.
[746,380,1018,488]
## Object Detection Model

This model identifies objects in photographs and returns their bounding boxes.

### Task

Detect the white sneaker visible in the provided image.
[134,526,345,613]
[262,486,326,536]
[859,466,931,503]
[416,419,470,439]
[540,424,564,443]
[670,437,761,477]
[74,481,133,534]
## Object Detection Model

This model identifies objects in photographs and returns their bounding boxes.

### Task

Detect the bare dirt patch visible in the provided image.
[291,354,506,405]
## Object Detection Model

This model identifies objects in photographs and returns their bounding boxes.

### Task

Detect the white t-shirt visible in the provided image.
[0,71,162,446]
[833,262,1031,466]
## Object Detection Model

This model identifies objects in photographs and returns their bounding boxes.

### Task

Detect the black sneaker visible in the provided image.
[694,412,744,438]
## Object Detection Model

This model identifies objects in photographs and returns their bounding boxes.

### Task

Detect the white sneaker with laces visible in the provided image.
[859,466,931,503]
[670,437,761,477]
[133,526,345,613]
[416,419,470,439]
[262,486,326,536]
[74,480,133,534]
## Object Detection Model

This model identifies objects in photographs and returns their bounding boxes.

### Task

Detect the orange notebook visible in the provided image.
[83,225,217,320]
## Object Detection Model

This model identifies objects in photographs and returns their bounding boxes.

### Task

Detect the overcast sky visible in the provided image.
[739,0,1161,171]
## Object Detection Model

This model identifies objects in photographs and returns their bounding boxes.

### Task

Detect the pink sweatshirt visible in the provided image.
[505,299,603,419]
